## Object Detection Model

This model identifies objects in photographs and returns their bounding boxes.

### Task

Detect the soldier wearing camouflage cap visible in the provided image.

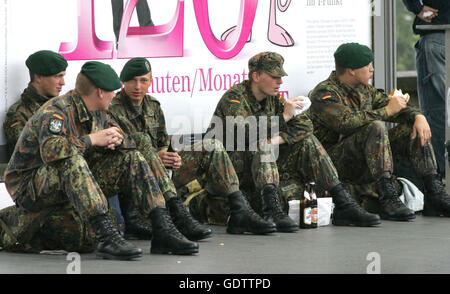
[205,51,380,229]
[309,42,450,220]
[110,58,276,237]
[0,61,199,260]
[3,50,68,156]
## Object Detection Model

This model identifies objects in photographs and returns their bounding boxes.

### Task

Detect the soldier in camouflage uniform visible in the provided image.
[110,58,213,241]
[3,50,68,156]
[206,52,380,228]
[0,61,199,259]
[110,58,277,235]
[309,42,450,220]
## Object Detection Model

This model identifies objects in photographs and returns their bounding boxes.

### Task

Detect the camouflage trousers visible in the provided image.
[134,133,177,199]
[0,204,97,253]
[172,139,240,225]
[327,121,437,185]
[174,136,340,225]
[277,134,341,198]
[0,151,166,253]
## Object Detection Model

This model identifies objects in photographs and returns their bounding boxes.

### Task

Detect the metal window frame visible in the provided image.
[373,0,397,92]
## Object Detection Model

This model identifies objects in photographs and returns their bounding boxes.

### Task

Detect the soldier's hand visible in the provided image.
[386,95,407,116]
[418,5,438,23]
[158,150,182,170]
[412,115,432,147]
[89,127,124,150]
[283,97,305,122]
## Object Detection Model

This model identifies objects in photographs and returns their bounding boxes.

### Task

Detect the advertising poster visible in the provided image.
[0,0,372,141]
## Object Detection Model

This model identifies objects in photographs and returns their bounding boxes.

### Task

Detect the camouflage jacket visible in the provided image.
[5,90,135,201]
[3,84,51,156]
[208,80,313,150]
[109,91,170,151]
[309,71,422,149]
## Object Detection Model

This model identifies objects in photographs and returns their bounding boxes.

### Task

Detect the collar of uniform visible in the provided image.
[329,71,358,96]
[23,83,50,105]
[118,90,146,120]
[243,80,269,113]
[72,91,92,123]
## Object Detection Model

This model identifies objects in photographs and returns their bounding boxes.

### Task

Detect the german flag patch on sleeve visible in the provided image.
[322,94,332,100]
[10,121,20,128]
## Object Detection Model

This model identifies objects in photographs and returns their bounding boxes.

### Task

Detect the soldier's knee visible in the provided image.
[59,154,89,169]
[125,150,147,163]
[293,135,323,151]
[202,138,225,152]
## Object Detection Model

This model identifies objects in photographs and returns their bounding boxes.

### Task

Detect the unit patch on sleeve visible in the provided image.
[49,114,63,134]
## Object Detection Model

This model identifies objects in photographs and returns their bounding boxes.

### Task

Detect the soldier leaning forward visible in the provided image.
[0,61,198,260]
[309,42,450,220]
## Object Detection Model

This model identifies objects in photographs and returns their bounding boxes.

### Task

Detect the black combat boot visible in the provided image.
[167,197,212,241]
[423,174,450,217]
[330,183,381,226]
[90,214,143,260]
[120,197,153,240]
[150,207,199,255]
[261,185,299,232]
[227,191,277,234]
[375,176,415,221]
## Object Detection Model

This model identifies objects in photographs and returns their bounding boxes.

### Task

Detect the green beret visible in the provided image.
[81,61,121,91]
[334,43,374,69]
[25,50,68,76]
[248,52,288,77]
[120,58,152,82]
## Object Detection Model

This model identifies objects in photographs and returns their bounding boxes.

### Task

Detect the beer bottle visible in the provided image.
[300,184,312,229]
[310,183,318,229]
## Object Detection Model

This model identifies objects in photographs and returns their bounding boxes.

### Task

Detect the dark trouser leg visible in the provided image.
[390,122,450,216]
[415,33,446,177]
[136,0,154,27]
[111,0,124,42]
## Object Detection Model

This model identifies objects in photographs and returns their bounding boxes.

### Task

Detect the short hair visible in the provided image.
[29,71,36,83]
[335,62,348,76]
[249,70,263,83]
[75,73,97,96]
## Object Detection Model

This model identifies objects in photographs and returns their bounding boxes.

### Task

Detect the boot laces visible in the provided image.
[176,200,200,225]
[335,188,368,214]
[240,194,263,219]
[378,178,405,209]
[266,195,286,219]
[97,217,129,246]
[428,177,450,206]
[162,210,185,239]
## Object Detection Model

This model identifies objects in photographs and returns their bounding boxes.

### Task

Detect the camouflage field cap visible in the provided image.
[120,57,152,82]
[248,52,288,77]
[25,50,68,76]
[81,61,122,91]
[334,43,374,69]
